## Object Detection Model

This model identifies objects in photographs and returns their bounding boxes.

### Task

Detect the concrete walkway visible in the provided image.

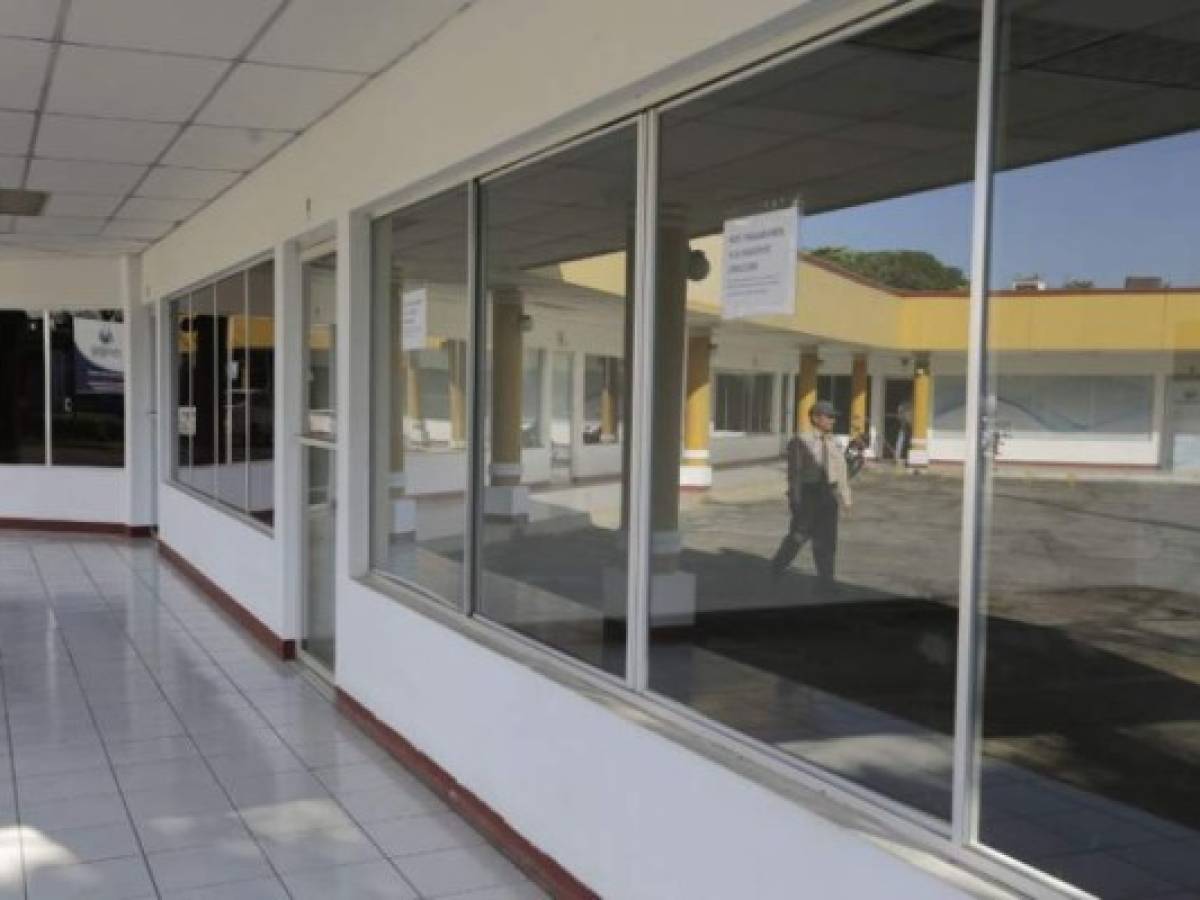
[0,531,547,900]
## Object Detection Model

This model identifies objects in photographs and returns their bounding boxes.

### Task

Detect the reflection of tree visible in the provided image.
[810,246,968,291]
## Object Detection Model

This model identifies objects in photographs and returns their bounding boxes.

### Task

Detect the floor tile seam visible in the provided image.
[112,553,428,900]
[70,542,303,900]
[0,595,29,900]
[27,545,166,900]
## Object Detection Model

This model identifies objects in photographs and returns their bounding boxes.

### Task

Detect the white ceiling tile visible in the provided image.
[27,158,146,194]
[42,192,123,217]
[65,0,279,58]
[0,155,24,185]
[16,215,105,235]
[36,114,178,164]
[0,0,62,39]
[0,110,35,155]
[104,218,172,240]
[137,165,239,200]
[47,45,228,122]
[196,63,363,130]
[0,36,51,110]
[161,123,291,171]
[248,0,461,73]
[116,196,202,221]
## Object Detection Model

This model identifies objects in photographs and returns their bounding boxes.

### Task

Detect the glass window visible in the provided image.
[246,260,275,525]
[303,252,337,436]
[480,125,637,677]
[168,258,275,526]
[978,2,1200,893]
[370,186,469,605]
[215,273,246,509]
[647,1,982,818]
[48,311,125,467]
[190,284,218,500]
[714,372,774,434]
[0,310,46,465]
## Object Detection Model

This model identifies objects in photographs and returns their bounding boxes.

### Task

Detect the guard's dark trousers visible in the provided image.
[771,482,839,582]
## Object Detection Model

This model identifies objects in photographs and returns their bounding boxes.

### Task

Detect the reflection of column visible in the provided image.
[405,353,429,444]
[447,339,467,447]
[652,222,687,564]
[648,216,696,626]
[910,352,931,467]
[869,373,886,459]
[681,330,713,489]
[851,353,869,439]
[600,358,618,442]
[487,286,529,517]
[796,347,819,431]
[387,267,417,539]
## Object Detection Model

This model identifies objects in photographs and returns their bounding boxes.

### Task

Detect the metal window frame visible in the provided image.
[42,310,51,466]
[952,0,1000,849]
[626,110,657,692]
[161,251,277,532]
[466,178,484,616]
[347,1,1113,895]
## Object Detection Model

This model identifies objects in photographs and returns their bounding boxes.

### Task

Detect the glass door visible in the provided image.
[299,249,337,675]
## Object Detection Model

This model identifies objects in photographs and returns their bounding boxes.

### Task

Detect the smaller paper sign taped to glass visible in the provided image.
[721,206,800,320]
[401,287,428,352]
[72,317,125,395]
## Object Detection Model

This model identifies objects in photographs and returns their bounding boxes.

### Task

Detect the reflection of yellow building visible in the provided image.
[550,236,1200,472]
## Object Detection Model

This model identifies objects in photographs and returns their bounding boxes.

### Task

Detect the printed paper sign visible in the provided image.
[721,206,800,320]
[401,287,427,352]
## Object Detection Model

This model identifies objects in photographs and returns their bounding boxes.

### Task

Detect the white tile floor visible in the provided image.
[0,532,549,900]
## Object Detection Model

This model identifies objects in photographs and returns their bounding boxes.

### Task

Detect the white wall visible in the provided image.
[158,483,282,632]
[339,581,973,900]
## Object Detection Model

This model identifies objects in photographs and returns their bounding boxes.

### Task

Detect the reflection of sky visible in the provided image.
[803,130,1200,290]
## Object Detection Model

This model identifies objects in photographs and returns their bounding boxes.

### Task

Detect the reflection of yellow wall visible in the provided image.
[551,243,1200,353]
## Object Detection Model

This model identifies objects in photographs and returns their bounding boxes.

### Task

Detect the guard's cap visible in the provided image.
[811,400,837,418]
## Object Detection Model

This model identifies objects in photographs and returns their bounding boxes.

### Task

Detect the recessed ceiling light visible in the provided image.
[0,189,49,216]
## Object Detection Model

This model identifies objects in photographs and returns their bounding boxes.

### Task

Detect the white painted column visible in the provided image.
[570,349,585,480]
[276,239,303,640]
[870,373,886,459]
[337,211,372,579]
[121,254,156,528]
[538,348,553,450]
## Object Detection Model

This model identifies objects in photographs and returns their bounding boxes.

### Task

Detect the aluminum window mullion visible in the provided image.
[951,0,1001,849]
[625,110,658,693]
[465,179,485,617]
[243,272,251,513]
[43,311,51,466]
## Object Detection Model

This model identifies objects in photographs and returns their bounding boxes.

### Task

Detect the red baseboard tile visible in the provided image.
[336,688,599,900]
[0,517,154,538]
[156,539,296,661]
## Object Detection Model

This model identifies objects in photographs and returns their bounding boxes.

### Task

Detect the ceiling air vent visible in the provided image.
[0,189,49,216]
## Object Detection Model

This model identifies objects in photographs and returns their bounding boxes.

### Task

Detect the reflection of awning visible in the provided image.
[485,2,1200,269]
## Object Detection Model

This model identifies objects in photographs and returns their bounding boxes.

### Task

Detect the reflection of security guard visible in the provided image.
[771,400,852,583]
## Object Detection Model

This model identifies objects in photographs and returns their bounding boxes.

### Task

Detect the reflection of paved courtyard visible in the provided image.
[464,463,1200,897]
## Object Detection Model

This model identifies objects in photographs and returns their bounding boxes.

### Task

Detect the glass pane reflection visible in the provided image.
[646,0,983,818]
[978,1,1200,895]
